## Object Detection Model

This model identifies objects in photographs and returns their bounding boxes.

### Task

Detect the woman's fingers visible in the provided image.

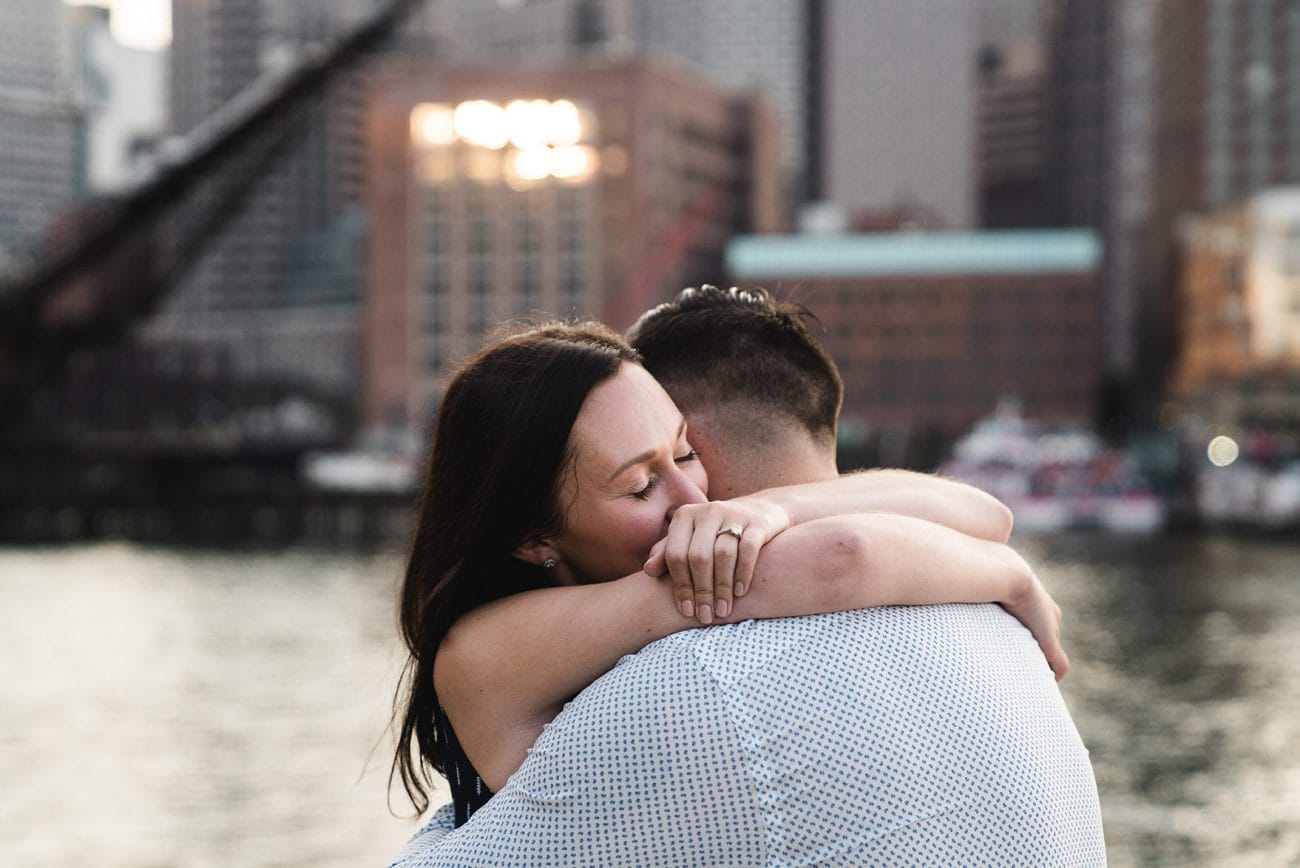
[711,530,739,619]
[687,516,721,624]
[643,539,668,577]
[733,529,762,598]
[663,502,778,625]
[663,510,699,618]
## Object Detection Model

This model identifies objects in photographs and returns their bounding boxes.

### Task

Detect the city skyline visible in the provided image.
[4,0,1299,459]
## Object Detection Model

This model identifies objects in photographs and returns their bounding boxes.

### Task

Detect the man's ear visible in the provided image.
[512,537,559,566]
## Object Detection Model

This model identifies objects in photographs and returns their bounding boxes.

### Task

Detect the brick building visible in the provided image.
[1172,189,1300,429]
[363,57,782,434]
[725,229,1102,441]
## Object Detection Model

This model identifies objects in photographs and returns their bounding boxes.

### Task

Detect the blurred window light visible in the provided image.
[411,103,457,146]
[552,144,597,182]
[514,146,554,181]
[454,101,510,150]
[1207,435,1240,467]
[506,99,553,149]
[547,100,583,146]
[415,151,457,185]
[463,148,502,182]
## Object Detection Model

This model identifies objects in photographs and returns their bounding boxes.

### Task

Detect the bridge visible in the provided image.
[0,0,422,422]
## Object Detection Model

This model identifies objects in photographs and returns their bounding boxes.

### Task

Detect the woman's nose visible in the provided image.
[665,466,708,519]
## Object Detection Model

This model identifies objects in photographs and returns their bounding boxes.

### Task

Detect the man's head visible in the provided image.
[627,285,844,495]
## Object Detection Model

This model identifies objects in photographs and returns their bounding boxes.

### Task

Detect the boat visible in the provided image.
[939,400,1166,534]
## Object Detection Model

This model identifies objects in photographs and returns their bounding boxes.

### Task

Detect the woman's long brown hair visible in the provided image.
[391,322,640,814]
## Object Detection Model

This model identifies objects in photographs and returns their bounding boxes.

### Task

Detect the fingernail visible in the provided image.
[735,582,745,597]
[680,600,694,618]
[717,599,730,618]
[698,603,712,624]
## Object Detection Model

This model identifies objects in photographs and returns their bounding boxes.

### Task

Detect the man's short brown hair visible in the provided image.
[626,285,844,445]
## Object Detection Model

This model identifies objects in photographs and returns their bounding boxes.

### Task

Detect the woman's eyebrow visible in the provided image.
[605,418,687,484]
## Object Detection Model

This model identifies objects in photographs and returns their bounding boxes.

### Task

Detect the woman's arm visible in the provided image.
[651,471,1013,622]
[434,570,682,791]
[435,513,1062,792]
[743,469,1015,543]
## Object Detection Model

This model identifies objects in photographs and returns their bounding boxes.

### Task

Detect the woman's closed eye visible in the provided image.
[630,452,697,500]
[631,478,659,501]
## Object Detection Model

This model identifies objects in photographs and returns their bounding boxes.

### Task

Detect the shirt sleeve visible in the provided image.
[387,633,768,867]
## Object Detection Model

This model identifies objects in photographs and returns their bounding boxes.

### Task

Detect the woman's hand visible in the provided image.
[643,498,790,624]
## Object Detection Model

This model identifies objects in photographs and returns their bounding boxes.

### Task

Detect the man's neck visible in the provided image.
[710,444,839,498]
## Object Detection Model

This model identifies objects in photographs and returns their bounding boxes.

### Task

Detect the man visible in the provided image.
[391,286,1104,865]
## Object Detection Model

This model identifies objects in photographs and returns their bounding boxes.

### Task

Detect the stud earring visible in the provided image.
[543,557,557,569]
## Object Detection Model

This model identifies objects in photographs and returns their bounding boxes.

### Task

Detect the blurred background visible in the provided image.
[0,0,1297,864]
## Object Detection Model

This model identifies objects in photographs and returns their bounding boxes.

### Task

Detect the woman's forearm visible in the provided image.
[435,571,689,790]
[650,470,1015,624]
[741,470,1014,543]
[732,513,1023,616]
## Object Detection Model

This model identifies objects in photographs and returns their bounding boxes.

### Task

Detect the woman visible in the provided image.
[392,321,1063,825]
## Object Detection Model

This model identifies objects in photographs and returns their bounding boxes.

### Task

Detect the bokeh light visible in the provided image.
[505,99,551,149]
[411,103,456,146]
[551,144,595,181]
[513,146,554,181]
[1207,435,1240,467]
[545,100,583,146]
[453,100,509,150]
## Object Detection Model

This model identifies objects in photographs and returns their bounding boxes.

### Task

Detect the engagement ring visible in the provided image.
[717,524,744,540]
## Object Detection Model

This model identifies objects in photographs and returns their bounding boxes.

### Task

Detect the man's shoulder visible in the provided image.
[563,603,1048,723]
[618,603,1031,670]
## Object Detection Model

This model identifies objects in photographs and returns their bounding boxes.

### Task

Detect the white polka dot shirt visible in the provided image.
[391,604,1106,866]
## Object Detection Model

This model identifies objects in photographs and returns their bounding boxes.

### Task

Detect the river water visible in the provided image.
[0,534,1296,867]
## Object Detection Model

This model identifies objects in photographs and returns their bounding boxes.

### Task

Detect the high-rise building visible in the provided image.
[0,0,80,265]
[1047,0,1155,380]
[435,0,820,205]
[156,0,370,397]
[975,0,1049,229]
[821,0,977,228]
[1149,0,1300,399]
[1156,1,1300,223]
[977,38,1049,228]
[362,57,782,433]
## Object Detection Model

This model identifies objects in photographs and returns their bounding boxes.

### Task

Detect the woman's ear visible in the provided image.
[512,537,559,567]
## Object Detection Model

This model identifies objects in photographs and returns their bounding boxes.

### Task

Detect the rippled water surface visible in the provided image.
[1019,532,1300,867]
[0,544,440,867]
[1,535,1297,866]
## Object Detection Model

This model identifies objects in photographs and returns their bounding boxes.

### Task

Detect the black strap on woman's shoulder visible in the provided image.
[435,702,494,826]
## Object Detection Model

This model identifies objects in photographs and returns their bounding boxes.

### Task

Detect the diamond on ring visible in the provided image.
[717,523,744,540]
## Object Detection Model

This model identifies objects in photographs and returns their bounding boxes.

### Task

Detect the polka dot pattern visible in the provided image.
[391,604,1106,866]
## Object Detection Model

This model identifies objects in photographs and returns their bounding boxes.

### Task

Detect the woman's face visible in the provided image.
[548,362,708,583]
